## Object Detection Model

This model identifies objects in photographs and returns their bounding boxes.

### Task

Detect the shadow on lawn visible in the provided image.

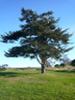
[0,71,39,77]
[55,70,75,73]
[0,71,20,77]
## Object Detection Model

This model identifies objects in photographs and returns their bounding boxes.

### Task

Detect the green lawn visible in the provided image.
[0,68,75,100]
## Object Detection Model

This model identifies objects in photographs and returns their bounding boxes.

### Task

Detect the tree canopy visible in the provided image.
[1,8,72,73]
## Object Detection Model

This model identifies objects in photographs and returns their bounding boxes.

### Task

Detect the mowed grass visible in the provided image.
[0,68,75,100]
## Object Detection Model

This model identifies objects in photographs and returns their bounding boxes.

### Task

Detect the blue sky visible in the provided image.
[0,0,75,67]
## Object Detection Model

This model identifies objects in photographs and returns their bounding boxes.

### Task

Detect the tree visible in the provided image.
[70,59,75,66]
[0,64,8,70]
[1,8,72,73]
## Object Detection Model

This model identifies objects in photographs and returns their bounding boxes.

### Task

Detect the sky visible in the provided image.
[0,0,75,67]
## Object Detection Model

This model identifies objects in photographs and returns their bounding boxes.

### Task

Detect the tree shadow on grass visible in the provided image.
[54,70,75,73]
[0,70,39,77]
[0,71,20,77]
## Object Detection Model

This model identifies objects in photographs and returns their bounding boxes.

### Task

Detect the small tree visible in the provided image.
[1,9,72,73]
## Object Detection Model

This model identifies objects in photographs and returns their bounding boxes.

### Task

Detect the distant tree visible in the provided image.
[55,64,60,68]
[2,64,8,68]
[70,59,75,66]
[0,64,8,70]
[1,8,72,73]
[55,63,65,68]
[60,63,65,67]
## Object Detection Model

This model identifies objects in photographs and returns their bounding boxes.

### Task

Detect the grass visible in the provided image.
[0,68,75,100]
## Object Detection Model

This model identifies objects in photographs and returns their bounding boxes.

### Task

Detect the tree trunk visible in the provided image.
[41,63,45,73]
[36,55,46,73]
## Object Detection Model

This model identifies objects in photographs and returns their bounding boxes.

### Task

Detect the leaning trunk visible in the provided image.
[41,63,45,73]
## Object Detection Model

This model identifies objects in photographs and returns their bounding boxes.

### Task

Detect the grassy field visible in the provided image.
[0,68,75,100]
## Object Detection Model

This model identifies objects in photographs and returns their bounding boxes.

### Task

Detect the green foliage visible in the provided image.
[70,59,75,66]
[0,69,75,100]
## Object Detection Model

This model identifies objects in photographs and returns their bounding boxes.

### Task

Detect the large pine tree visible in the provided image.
[1,9,71,73]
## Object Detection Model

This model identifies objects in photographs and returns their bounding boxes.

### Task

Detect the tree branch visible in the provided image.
[35,55,42,65]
